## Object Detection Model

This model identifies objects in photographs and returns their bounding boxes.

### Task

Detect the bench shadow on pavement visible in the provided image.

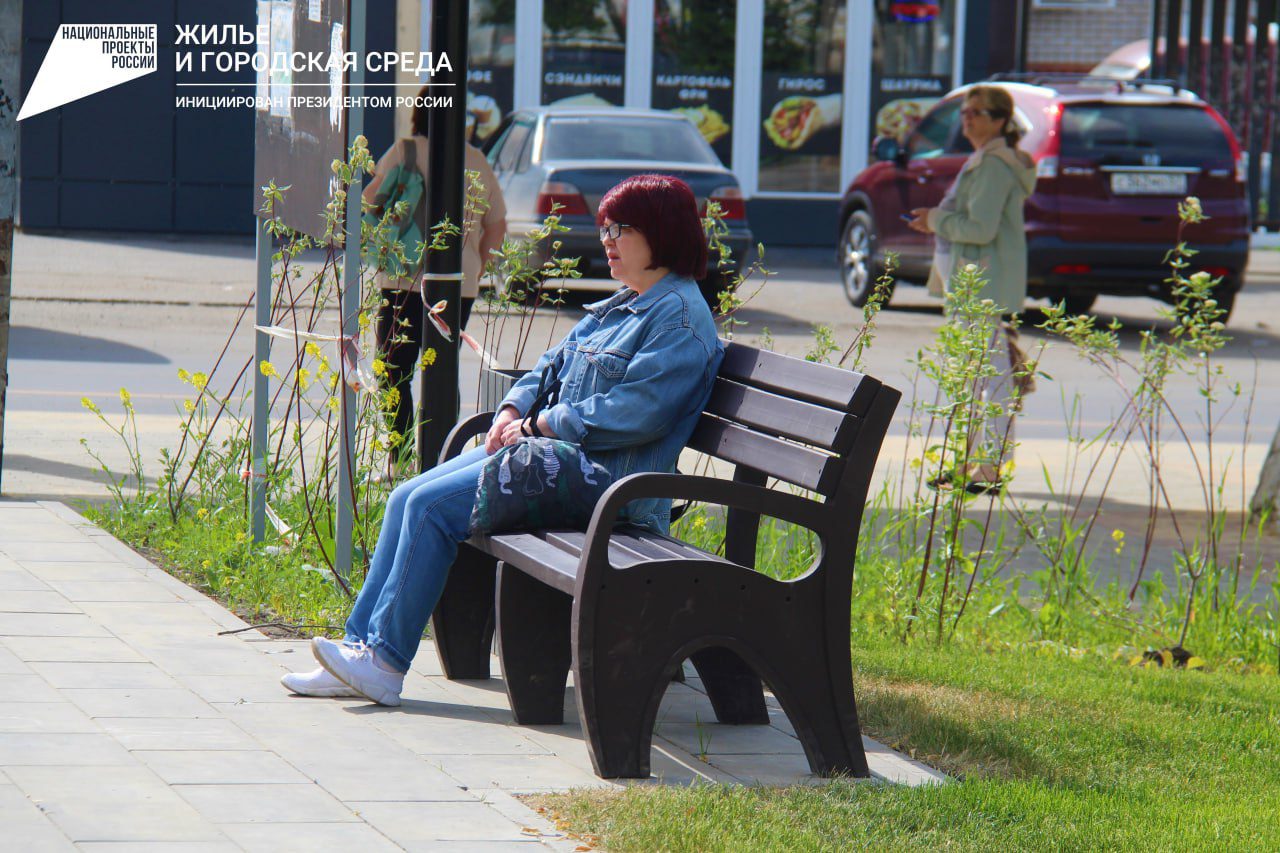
[20,229,257,262]
[343,695,517,723]
[10,326,170,364]
[1019,307,1279,351]
[2,453,129,483]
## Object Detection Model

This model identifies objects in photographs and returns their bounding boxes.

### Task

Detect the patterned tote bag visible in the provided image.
[469,351,613,535]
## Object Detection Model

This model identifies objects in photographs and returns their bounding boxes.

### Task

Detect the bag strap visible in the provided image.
[398,138,427,234]
[370,139,418,212]
[397,138,418,175]
[522,350,566,439]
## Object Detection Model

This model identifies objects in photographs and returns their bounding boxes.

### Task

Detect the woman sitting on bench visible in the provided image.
[282,174,726,706]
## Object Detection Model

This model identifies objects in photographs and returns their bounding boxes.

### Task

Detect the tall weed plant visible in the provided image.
[83,164,1278,673]
[673,196,1276,672]
[81,136,581,626]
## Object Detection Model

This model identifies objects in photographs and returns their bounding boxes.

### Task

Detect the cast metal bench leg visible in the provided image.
[496,563,572,725]
[576,653,671,779]
[768,649,870,778]
[690,646,769,725]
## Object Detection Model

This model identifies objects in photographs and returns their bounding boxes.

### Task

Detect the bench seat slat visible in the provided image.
[543,530,652,569]
[474,533,579,594]
[633,529,732,564]
[719,342,881,415]
[604,532,692,563]
[689,415,839,493]
[706,378,858,451]
[546,528,730,568]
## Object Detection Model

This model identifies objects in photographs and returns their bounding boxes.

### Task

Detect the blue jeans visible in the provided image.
[345,446,489,672]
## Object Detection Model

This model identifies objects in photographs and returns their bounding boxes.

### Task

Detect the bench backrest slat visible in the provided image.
[705,378,858,452]
[688,415,837,493]
[692,342,889,494]
[718,342,880,415]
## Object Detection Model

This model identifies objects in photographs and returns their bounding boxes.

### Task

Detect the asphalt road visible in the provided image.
[4,231,1280,510]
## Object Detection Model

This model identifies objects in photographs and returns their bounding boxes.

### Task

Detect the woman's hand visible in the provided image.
[907,208,933,234]
[485,406,519,454]
[499,414,556,447]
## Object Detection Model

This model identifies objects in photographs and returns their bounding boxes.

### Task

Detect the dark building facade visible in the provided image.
[18,0,1015,246]
[18,0,396,236]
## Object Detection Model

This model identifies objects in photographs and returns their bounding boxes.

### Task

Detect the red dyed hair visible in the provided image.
[597,174,708,280]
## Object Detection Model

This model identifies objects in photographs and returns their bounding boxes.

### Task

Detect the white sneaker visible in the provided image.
[311,637,404,706]
[280,667,361,698]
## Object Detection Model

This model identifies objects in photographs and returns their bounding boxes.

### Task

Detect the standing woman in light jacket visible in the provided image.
[281,174,724,705]
[906,84,1037,494]
[362,87,508,460]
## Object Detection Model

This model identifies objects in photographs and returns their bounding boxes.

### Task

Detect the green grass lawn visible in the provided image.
[534,641,1280,851]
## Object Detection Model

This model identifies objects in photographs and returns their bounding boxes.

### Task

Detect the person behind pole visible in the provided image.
[905,84,1037,494]
[282,174,724,704]
[362,85,507,464]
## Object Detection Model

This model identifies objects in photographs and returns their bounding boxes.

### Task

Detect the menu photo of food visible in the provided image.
[466,92,503,142]
[673,104,730,145]
[763,93,842,151]
[875,97,936,142]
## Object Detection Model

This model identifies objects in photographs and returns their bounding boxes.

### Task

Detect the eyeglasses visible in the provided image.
[960,107,995,119]
[598,222,633,241]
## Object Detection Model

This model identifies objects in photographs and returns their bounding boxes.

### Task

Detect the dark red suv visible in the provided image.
[838,78,1250,319]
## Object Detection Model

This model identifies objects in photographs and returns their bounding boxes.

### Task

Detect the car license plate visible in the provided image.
[1110,172,1188,196]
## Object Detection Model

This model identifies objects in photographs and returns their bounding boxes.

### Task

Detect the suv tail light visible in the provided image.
[1204,107,1246,183]
[535,181,588,216]
[706,186,747,220]
[1034,104,1062,180]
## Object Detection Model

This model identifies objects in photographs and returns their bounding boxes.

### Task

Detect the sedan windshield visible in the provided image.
[542,116,720,165]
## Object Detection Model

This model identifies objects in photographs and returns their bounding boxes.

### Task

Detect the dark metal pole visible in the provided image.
[1149,0,1165,78]
[1165,0,1184,84]
[0,0,20,493]
[1188,0,1206,91]
[1269,20,1280,229]
[1247,0,1272,227]
[249,225,272,541]
[335,0,367,578]
[1210,0,1229,104]
[1014,0,1031,73]
[418,0,469,472]
[1230,0,1250,129]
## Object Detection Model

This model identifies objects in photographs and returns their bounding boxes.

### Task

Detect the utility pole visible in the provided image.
[417,0,469,471]
[0,0,21,493]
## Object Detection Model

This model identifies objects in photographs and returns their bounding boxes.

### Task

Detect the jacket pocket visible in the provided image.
[582,348,632,380]
[957,243,993,269]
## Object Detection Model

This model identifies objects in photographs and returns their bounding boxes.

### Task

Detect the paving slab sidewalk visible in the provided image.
[0,501,943,852]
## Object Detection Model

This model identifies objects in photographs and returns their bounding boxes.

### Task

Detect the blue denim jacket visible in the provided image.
[498,272,724,532]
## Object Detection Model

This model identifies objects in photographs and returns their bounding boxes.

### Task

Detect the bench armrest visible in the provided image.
[577,472,826,588]
[439,412,495,464]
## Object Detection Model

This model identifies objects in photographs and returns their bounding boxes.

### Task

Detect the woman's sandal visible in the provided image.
[926,473,954,491]
[926,474,1005,496]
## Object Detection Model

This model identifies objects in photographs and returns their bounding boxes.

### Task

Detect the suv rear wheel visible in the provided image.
[840,210,892,308]
[1058,292,1097,316]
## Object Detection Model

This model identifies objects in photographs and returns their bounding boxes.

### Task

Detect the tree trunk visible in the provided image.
[1250,424,1280,523]
[0,0,22,493]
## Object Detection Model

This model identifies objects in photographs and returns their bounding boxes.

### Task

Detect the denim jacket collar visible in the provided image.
[584,271,682,318]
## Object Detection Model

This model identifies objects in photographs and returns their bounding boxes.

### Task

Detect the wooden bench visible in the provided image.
[427,341,901,779]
